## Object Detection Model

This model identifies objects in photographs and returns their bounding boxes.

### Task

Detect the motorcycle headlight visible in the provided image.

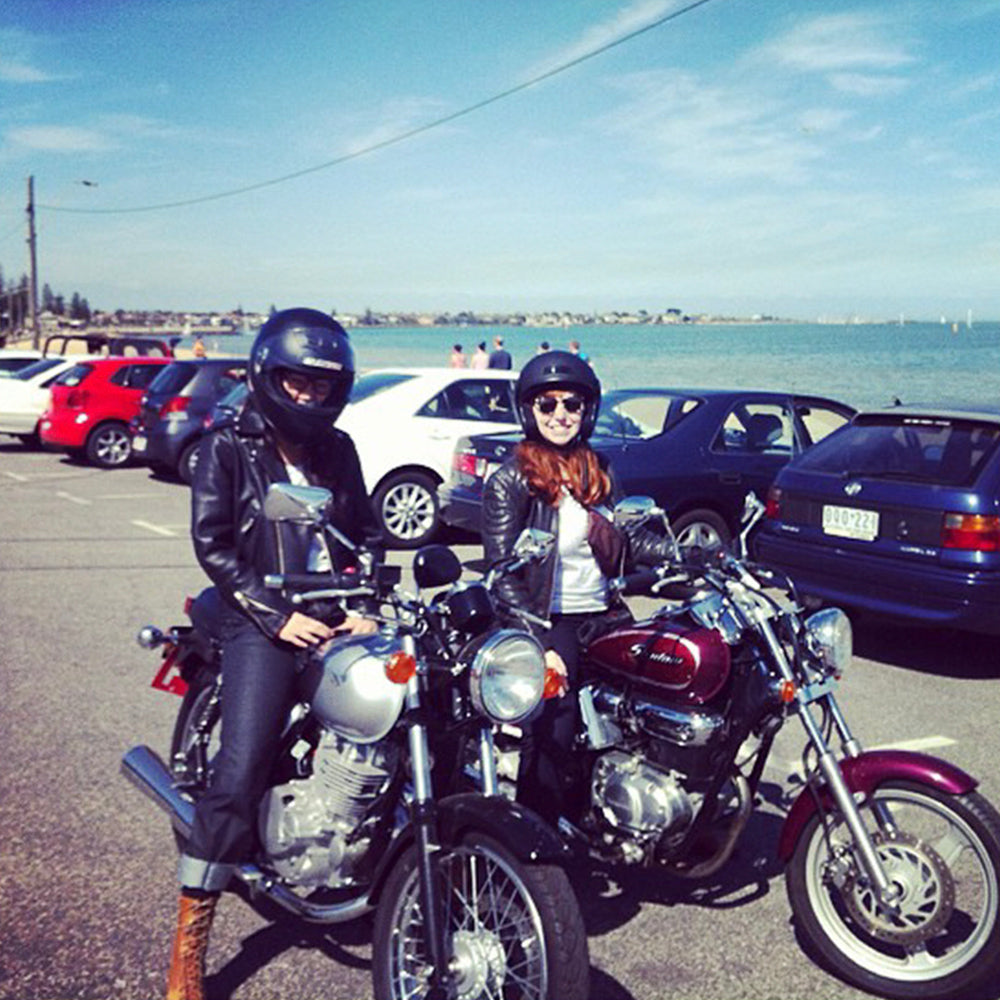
[465,629,546,725]
[803,607,852,676]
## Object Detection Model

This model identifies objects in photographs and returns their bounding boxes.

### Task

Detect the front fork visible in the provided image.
[757,618,901,908]
[404,641,506,998]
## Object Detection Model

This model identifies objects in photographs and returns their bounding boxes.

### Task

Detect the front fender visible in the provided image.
[777,749,977,863]
[369,793,569,905]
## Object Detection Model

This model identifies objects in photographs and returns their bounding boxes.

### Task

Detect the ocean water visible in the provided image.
[186,321,1000,413]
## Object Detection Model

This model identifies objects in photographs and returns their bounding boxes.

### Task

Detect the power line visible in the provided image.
[39,0,720,216]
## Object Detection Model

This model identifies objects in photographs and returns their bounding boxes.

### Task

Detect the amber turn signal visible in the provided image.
[543,666,568,700]
[779,680,796,703]
[384,651,417,685]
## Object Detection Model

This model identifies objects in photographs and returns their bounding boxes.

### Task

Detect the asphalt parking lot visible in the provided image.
[1,441,999,1000]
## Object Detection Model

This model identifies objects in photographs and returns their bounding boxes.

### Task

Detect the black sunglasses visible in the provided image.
[533,395,585,415]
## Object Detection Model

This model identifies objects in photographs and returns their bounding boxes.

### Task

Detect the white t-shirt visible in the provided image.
[550,490,609,614]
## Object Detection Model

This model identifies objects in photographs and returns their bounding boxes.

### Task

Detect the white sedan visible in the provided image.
[0,356,88,443]
[0,349,43,377]
[337,367,519,547]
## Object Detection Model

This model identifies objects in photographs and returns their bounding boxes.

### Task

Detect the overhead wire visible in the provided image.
[38,0,720,216]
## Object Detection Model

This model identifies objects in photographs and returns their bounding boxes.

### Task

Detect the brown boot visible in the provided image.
[165,891,218,1000]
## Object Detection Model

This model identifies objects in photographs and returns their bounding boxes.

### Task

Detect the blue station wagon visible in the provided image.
[754,404,1000,634]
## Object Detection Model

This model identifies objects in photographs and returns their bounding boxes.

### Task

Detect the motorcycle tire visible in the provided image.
[372,832,589,1000]
[786,779,1000,1000]
[168,675,221,847]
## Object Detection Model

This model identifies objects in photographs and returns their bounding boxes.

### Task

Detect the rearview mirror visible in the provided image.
[613,495,660,526]
[263,483,332,524]
[512,528,555,561]
[413,544,463,589]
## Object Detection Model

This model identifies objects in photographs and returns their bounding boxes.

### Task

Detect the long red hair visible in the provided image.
[515,440,611,508]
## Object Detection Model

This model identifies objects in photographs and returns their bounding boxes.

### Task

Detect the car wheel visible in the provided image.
[85,421,132,468]
[671,508,731,551]
[177,439,201,484]
[373,470,440,549]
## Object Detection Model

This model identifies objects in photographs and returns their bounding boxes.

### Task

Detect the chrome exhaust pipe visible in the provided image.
[120,744,372,924]
[120,745,195,837]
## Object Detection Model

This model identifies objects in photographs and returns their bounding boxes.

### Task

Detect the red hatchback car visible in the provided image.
[39,357,171,468]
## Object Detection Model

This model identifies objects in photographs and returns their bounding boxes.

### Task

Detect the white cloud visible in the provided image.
[602,70,823,184]
[6,125,112,152]
[829,72,909,97]
[0,29,62,83]
[762,13,916,74]
[526,0,680,77]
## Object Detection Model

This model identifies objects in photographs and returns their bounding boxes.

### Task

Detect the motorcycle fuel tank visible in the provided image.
[586,617,731,705]
[298,633,407,743]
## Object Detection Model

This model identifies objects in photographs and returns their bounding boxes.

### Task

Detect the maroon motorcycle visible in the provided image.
[486,495,1000,1000]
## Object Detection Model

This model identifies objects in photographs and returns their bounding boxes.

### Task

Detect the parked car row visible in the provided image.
[6,342,997,636]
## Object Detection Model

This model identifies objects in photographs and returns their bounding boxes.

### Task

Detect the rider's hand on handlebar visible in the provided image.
[279,612,336,648]
[333,615,380,636]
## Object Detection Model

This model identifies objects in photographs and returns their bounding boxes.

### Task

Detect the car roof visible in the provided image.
[856,403,1000,424]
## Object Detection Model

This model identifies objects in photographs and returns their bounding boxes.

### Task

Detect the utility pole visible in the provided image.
[26,175,39,348]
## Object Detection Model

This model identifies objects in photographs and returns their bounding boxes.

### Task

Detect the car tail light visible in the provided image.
[765,486,783,519]
[941,513,1000,551]
[453,451,478,476]
[66,388,87,408]
[159,396,190,417]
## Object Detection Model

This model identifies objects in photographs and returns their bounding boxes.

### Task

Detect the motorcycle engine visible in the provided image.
[591,750,694,838]
[258,729,398,889]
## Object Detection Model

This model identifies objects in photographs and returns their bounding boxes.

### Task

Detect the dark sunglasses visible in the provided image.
[533,394,585,415]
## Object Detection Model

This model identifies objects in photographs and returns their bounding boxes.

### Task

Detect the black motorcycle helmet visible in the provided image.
[247,308,355,442]
[516,350,601,444]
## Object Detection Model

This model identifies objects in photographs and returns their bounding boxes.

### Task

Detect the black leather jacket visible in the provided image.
[481,452,675,623]
[190,404,381,639]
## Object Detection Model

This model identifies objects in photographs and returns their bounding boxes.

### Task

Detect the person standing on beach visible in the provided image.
[192,336,207,359]
[537,341,551,354]
[488,335,512,370]
[568,339,590,365]
[449,343,467,368]
[470,341,489,369]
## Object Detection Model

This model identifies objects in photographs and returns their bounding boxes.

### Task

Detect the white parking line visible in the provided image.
[3,471,28,481]
[132,519,178,537]
[96,493,161,500]
[56,490,91,506]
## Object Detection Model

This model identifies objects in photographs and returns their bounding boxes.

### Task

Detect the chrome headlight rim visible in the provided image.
[466,628,546,725]
[803,607,852,676]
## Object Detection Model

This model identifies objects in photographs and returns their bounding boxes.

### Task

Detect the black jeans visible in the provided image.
[516,612,592,826]
[178,610,299,892]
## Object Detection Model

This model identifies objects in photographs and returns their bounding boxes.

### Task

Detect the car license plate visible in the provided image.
[822,504,879,541]
[132,434,147,452]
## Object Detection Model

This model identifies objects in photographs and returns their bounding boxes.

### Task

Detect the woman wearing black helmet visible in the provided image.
[482,350,673,827]
[163,308,381,1000]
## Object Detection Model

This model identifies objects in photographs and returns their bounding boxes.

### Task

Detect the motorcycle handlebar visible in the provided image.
[265,571,362,591]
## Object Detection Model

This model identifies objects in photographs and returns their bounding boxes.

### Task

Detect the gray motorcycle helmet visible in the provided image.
[515,350,601,443]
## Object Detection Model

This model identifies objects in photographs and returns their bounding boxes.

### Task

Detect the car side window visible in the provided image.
[796,403,851,446]
[713,402,793,455]
[418,380,516,422]
[122,365,163,389]
[216,367,247,396]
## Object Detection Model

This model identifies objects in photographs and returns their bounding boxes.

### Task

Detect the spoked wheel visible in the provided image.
[86,421,132,468]
[373,471,440,549]
[787,780,1000,1000]
[672,508,731,552]
[373,833,589,1000]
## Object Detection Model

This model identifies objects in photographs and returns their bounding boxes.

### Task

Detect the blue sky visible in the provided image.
[1,0,998,320]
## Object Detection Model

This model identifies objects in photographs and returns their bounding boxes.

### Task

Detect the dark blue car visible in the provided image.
[755,403,1000,634]
[439,387,855,549]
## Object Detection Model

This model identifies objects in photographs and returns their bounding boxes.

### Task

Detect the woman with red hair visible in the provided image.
[482,350,673,825]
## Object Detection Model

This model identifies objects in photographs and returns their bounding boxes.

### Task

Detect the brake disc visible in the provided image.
[841,830,956,946]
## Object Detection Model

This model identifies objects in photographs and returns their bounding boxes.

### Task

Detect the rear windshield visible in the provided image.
[350,372,415,404]
[13,357,65,381]
[54,363,95,388]
[148,362,196,395]
[797,416,1000,486]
